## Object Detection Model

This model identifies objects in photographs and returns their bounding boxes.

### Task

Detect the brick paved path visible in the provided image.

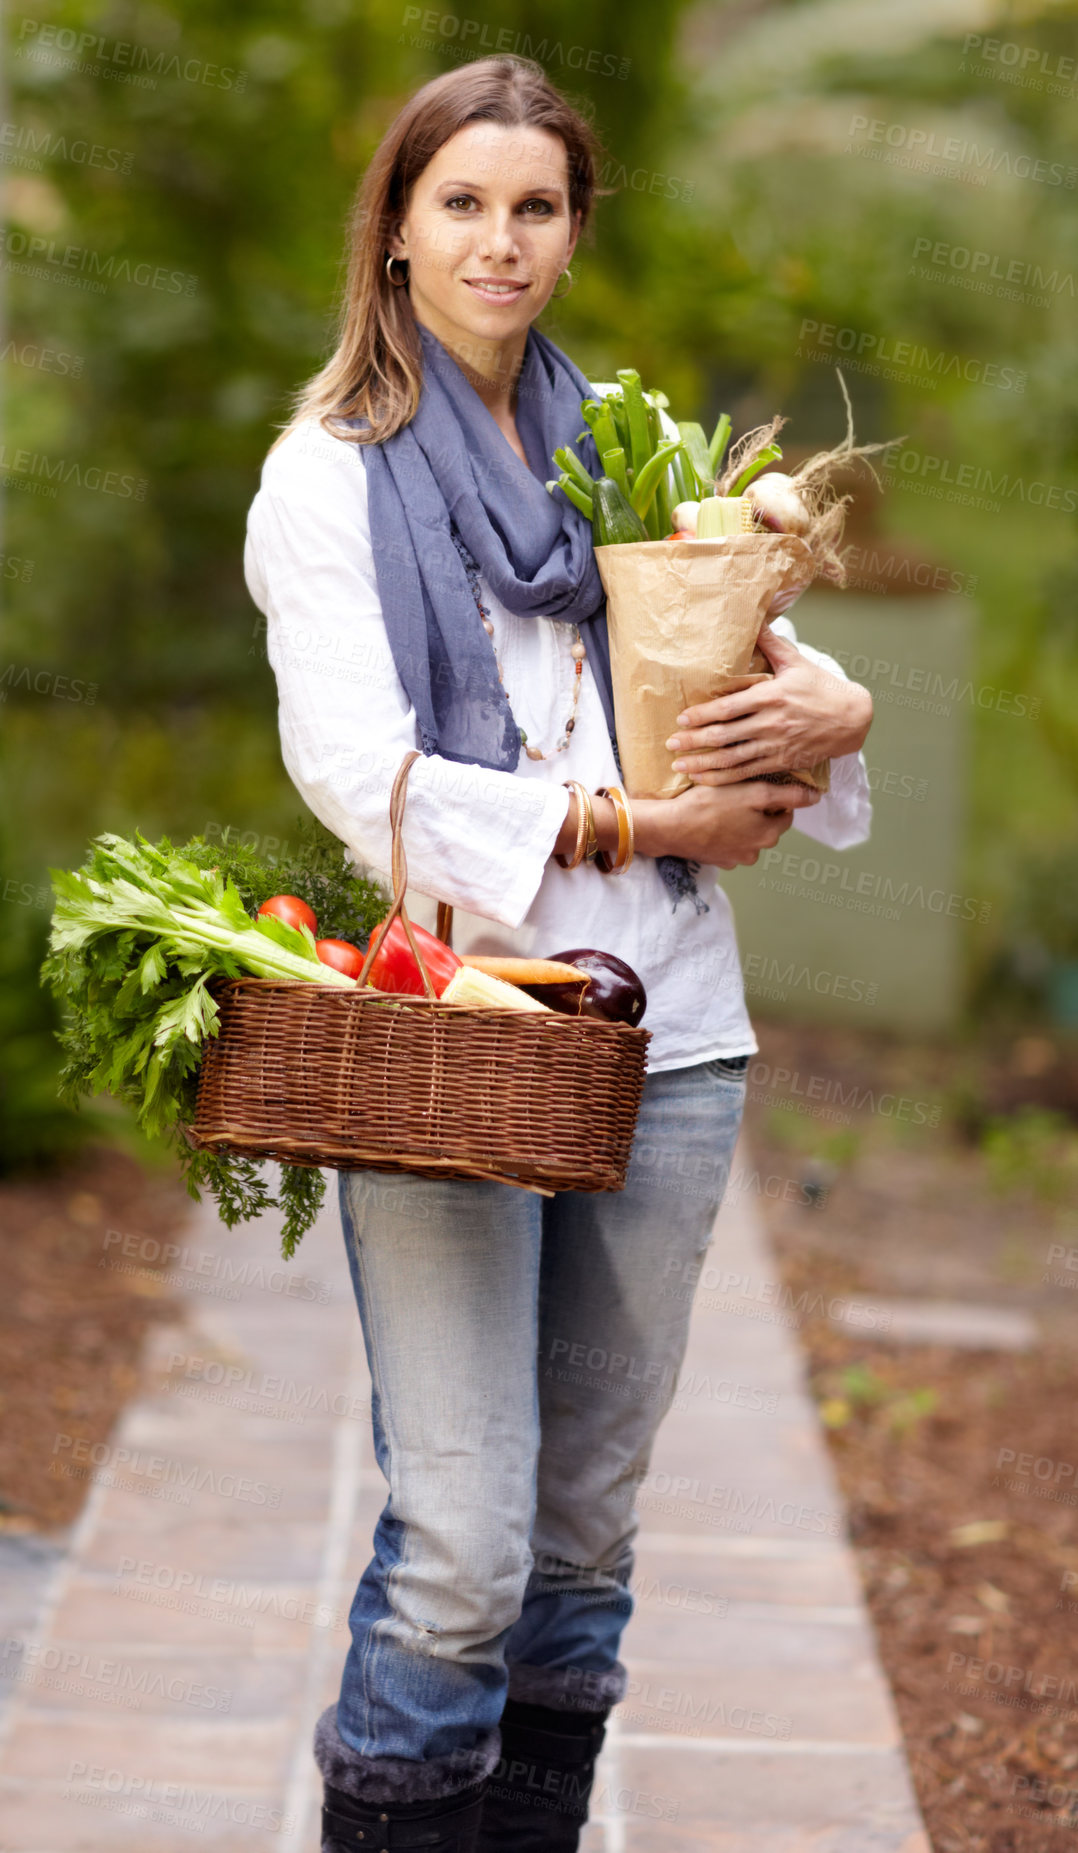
[0,1157,929,1851]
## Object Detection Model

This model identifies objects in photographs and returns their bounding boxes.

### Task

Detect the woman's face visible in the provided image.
[390,122,580,370]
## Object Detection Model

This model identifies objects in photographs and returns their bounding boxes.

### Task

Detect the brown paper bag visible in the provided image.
[596,533,830,801]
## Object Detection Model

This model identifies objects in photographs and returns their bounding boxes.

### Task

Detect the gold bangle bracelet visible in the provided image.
[581,787,600,862]
[554,781,589,870]
[594,785,635,874]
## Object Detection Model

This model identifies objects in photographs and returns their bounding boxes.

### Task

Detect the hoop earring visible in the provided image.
[385,255,409,287]
[551,267,574,299]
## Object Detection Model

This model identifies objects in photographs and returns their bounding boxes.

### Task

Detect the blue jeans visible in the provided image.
[334,1056,747,1774]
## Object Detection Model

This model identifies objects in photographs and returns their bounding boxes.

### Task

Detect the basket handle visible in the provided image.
[355,751,439,1000]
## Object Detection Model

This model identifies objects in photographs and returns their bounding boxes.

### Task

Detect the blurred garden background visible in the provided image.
[5,0,1078,1160]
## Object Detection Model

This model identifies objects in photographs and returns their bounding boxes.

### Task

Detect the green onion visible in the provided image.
[708,413,732,473]
[602,445,632,501]
[628,438,684,522]
[678,422,716,498]
[730,442,783,496]
[553,445,597,497]
[546,475,594,520]
[616,369,654,480]
[603,393,633,476]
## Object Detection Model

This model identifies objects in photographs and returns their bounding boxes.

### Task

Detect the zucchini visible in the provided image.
[591,476,649,547]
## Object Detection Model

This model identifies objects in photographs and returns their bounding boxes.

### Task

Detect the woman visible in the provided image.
[245,55,873,1853]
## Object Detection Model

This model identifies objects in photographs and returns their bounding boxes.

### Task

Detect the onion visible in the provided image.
[745,472,811,536]
[671,500,700,535]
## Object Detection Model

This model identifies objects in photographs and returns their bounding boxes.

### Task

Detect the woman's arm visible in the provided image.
[246,428,570,930]
[666,621,872,779]
[662,613,873,851]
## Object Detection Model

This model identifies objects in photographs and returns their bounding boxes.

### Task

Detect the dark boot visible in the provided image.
[477,1699,609,1851]
[315,1703,496,1853]
[322,1780,488,1851]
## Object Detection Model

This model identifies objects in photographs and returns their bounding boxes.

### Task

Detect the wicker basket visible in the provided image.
[188,753,651,1194]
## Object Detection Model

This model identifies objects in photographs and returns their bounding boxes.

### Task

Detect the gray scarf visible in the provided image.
[361,323,704,911]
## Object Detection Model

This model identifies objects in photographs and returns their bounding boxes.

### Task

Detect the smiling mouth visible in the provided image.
[463,278,530,301]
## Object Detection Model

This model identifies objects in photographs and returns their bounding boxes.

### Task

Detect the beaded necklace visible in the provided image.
[450,528,586,761]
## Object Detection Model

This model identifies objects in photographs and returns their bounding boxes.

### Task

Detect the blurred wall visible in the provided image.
[724,592,974,1032]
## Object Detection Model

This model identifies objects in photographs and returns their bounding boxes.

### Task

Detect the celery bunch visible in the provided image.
[41,827,387,1257]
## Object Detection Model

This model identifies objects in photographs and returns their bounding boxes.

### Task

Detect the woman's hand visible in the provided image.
[664,624,873,786]
[632,779,823,870]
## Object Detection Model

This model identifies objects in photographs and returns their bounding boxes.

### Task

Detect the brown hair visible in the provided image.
[276,57,604,450]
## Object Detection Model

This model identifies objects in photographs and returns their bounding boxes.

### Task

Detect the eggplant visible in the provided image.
[529,947,647,1026]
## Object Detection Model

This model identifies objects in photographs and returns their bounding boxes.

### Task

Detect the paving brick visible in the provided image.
[604,1742,925,1835]
[5,1710,296,1788]
[616,1659,897,1745]
[629,1537,863,1608]
[835,1296,1038,1350]
[83,1516,331,1582]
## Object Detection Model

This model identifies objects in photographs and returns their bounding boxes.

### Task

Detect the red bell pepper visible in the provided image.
[364,917,461,997]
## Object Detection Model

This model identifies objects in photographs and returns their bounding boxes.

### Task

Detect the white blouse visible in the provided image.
[243,417,872,1071]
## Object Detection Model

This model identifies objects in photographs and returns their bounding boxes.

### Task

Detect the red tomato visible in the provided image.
[258,894,317,936]
[315,938,365,980]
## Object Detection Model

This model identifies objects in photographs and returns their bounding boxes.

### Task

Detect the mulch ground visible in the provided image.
[0,1142,189,1531]
[746,1018,1078,1852]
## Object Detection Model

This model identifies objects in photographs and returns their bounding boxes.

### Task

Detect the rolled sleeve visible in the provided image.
[770,612,873,851]
[244,425,570,928]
